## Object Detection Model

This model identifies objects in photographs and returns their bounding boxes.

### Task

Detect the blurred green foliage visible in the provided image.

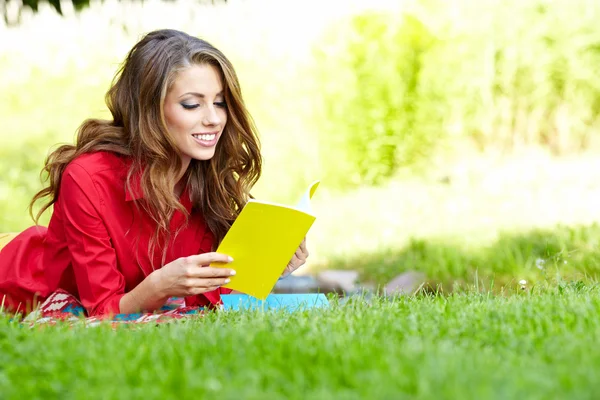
[314,0,600,186]
[315,13,441,186]
[0,65,109,229]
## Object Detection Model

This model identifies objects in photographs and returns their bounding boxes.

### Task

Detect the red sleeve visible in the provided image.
[59,163,126,317]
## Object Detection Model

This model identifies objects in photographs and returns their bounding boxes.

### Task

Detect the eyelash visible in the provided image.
[180,102,227,110]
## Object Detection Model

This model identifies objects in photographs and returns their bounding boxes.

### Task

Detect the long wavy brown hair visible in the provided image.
[29,29,262,261]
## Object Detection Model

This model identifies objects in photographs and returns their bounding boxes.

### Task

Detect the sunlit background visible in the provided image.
[2,0,600,291]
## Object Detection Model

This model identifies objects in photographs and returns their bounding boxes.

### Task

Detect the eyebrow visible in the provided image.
[178,91,223,99]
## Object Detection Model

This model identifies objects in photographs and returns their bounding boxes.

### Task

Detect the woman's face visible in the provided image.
[164,63,228,166]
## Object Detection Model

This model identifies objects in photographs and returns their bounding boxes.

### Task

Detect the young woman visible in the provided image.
[0,29,308,317]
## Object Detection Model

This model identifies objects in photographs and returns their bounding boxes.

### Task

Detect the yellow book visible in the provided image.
[211,181,320,300]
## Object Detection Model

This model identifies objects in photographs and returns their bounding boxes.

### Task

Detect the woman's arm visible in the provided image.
[61,163,234,316]
[121,255,235,313]
[60,164,131,316]
[118,271,168,313]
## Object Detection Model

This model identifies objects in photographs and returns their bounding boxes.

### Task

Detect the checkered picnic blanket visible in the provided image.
[20,289,205,328]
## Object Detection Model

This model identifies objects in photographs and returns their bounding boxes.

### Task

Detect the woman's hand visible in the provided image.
[150,252,236,298]
[281,237,309,278]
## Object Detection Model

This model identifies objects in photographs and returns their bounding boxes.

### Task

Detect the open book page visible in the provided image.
[295,181,320,214]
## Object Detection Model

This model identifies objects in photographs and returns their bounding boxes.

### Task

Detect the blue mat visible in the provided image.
[220,293,329,311]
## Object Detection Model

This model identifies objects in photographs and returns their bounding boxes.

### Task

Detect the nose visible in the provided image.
[203,105,222,126]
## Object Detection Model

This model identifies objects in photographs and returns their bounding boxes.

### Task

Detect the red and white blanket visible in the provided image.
[18,289,205,328]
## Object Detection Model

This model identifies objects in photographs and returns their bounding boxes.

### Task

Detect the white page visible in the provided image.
[295,181,320,213]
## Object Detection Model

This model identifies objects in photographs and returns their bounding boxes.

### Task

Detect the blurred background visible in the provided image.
[1,0,600,292]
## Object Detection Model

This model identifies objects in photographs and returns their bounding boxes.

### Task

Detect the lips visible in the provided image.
[191,132,219,147]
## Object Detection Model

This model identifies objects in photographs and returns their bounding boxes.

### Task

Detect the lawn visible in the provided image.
[1,285,599,399]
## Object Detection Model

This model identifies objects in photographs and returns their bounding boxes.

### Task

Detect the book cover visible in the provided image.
[211,181,320,299]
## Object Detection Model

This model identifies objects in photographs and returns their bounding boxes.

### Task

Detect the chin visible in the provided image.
[191,149,217,161]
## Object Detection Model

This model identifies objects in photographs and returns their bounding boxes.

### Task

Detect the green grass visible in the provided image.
[328,223,600,291]
[2,287,600,399]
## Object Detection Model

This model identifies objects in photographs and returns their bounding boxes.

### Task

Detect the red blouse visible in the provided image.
[0,151,230,316]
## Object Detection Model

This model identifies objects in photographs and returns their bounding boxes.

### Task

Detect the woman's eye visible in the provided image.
[181,103,200,110]
[214,102,227,108]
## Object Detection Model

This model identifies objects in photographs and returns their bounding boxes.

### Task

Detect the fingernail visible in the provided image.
[230,270,236,276]
[224,278,231,284]
[228,256,234,262]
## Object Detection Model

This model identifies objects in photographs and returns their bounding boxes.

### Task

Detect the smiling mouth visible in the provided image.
[192,133,217,141]
[191,132,219,147]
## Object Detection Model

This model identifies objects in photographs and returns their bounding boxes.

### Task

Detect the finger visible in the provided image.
[300,237,307,254]
[184,266,236,278]
[294,257,307,267]
[295,247,307,262]
[284,259,303,276]
[196,266,237,278]
[185,252,233,266]
[187,277,231,288]
[190,286,221,295]
[288,255,301,269]
[299,238,308,259]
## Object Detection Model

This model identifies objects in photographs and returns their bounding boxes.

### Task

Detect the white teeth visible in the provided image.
[193,134,216,141]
